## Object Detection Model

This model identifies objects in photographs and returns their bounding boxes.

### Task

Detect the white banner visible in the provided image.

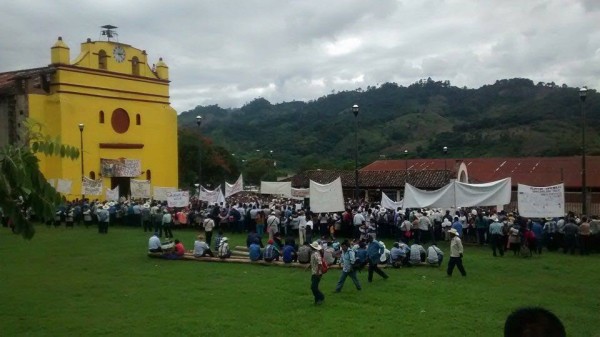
[309,177,345,213]
[82,177,103,196]
[225,175,244,198]
[454,178,512,207]
[130,179,151,199]
[260,181,292,197]
[56,179,72,194]
[518,183,565,218]
[106,186,119,201]
[403,182,456,208]
[403,178,512,209]
[291,188,310,200]
[200,185,222,204]
[381,192,403,210]
[167,191,190,208]
[153,187,177,201]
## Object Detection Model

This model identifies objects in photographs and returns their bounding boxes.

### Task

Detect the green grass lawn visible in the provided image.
[1,225,599,337]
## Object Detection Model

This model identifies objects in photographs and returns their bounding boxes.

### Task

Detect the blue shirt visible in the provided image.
[340,249,356,272]
[249,243,262,261]
[355,248,367,263]
[532,222,543,238]
[282,245,295,263]
[452,221,463,237]
[367,241,383,264]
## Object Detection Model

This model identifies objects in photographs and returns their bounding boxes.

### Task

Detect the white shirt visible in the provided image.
[193,240,210,255]
[148,235,161,250]
[427,246,443,263]
[353,213,366,226]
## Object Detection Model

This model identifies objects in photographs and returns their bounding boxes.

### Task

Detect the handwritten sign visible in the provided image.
[100,158,141,177]
[167,191,189,208]
[82,177,103,196]
[517,183,564,218]
[130,179,151,199]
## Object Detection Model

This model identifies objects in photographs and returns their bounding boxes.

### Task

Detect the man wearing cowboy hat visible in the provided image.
[447,228,466,277]
[488,214,504,257]
[97,203,110,234]
[308,241,325,305]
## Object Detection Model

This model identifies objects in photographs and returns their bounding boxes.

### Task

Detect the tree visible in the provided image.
[0,128,80,239]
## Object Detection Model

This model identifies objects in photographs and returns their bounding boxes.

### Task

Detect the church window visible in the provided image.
[132,56,140,76]
[98,50,108,70]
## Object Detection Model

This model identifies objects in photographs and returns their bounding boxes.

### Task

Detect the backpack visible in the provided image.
[321,257,329,274]
[264,245,275,261]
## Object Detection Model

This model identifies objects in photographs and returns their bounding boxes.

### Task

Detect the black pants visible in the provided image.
[490,234,504,256]
[163,224,173,239]
[206,231,213,250]
[447,256,466,276]
[368,261,388,282]
[98,221,109,234]
[311,274,324,304]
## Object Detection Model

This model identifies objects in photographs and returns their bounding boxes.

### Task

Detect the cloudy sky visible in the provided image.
[2,0,599,112]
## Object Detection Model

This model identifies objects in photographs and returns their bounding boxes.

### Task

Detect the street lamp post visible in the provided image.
[404,149,409,184]
[196,115,202,189]
[78,123,85,201]
[443,146,448,182]
[352,104,359,201]
[580,87,587,215]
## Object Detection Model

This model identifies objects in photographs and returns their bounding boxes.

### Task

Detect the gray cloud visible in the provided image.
[1,0,598,112]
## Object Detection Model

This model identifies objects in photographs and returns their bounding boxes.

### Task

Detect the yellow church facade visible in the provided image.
[0,34,179,200]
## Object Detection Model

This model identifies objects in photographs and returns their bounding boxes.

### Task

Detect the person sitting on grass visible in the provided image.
[297,242,311,264]
[249,242,263,261]
[148,232,162,253]
[163,239,185,260]
[214,230,224,251]
[264,239,280,262]
[193,235,214,257]
[390,242,407,268]
[426,244,444,267]
[409,243,426,265]
[218,237,231,259]
[282,242,297,263]
[246,230,263,248]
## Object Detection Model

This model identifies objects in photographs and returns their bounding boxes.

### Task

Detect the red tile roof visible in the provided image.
[361,156,600,189]
[0,67,54,93]
[283,169,449,189]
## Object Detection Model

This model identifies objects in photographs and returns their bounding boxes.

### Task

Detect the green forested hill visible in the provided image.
[177,78,599,185]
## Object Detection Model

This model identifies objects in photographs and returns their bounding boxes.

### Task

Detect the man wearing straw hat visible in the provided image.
[447,228,466,277]
[308,241,325,305]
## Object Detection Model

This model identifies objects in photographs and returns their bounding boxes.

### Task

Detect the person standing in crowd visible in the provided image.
[308,241,325,305]
[256,210,266,237]
[579,216,591,255]
[563,217,578,255]
[489,215,505,257]
[366,236,389,283]
[353,208,366,239]
[162,209,173,239]
[97,203,110,234]
[298,210,307,245]
[451,216,463,238]
[266,211,280,241]
[141,203,152,232]
[305,213,314,244]
[447,228,466,277]
[151,202,161,236]
[335,240,361,292]
[203,216,215,249]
